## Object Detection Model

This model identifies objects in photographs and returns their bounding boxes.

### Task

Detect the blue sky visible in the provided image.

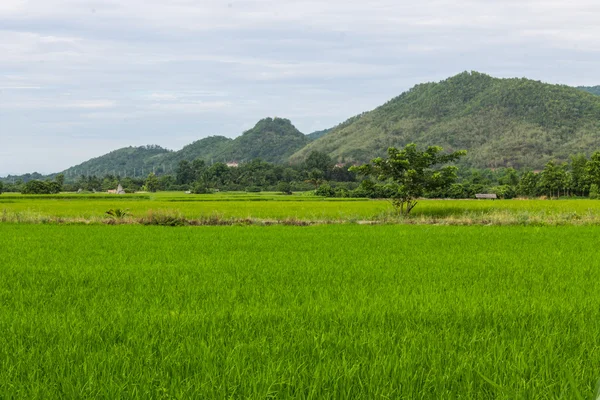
[1,0,600,175]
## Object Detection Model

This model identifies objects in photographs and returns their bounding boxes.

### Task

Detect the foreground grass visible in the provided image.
[1,224,600,398]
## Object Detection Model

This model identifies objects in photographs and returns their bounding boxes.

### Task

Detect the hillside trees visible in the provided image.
[351,144,466,214]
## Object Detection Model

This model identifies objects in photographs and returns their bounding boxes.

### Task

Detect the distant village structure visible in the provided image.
[226,162,239,168]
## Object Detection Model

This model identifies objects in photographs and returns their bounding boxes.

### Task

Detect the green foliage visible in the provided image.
[306,128,331,141]
[292,72,600,169]
[315,183,335,197]
[144,173,159,193]
[589,184,599,199]
[578,86,600,96]
[0,181,3,194]
[304,151,334,175]
[305,169,325,189]
[62,145,170,178]
[585,152,600,188]
[352,144,466,214]
[516,171,539,197]
[21,180,61,195]
[539,161,568,198]
[276,181,292,195]
[219,118,308,163]
[105,208,130,219]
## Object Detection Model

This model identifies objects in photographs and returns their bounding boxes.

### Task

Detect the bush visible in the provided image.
[245,186,262,193]
[315,184,335,197]
[21,180,61,195]
[192,182,211,194]
[276,182,292,195]
[493,185,517,199]
[590,184,599,199]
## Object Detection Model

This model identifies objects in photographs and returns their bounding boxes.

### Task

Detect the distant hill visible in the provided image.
[17,72,600,179]
[578,86,600,96]
[62,145,171,177]
[306,128,331,141]
[216,117,308,163]
[59,118,307,178]
[291,71,600,169]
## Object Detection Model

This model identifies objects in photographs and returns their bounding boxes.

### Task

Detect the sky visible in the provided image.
[1,0,600,175]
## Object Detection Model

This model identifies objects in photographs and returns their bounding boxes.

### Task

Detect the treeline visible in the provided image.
[318,152,600,199]
[3,151,600,199]
[0,152,357,194]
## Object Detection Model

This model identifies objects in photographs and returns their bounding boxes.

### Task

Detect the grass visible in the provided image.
[1,224,600,398]
[1,191,600,225]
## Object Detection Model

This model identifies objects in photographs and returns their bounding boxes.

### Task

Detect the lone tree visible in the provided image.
[351,144,466,215]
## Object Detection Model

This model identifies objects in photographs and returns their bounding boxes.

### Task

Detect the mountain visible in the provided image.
[62,145,171,177]
[160,136,233,165]
[578,86,600,96]
[216,117,308,163]
[291,71,600,169]
[59,118,307,178]
[306,128,331,141]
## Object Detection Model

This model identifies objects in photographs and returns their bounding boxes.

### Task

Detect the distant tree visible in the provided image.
[306,169,325,189]
[144,173,159,193]
[539,161,567,198]
[351,144,466,214]
[276,181,292,195]
[54,174,65,191]
[176,160,195,185]
[158,175,175,191]
[590,184,599,199]
[498,168,519,186]
[0,181,3,194]
[207,162,230,186]
[282,167,298,183]
[570,154,589,196]
[517,171,539,197]
[21,180,60,195]
[585,151,600,188]
[304,151,334,175]
[192,159,207,180]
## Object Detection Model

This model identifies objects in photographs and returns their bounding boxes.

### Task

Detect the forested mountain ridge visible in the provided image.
[291,72,600,169]
[57,118,309,179]
[62,145,171,178]
[216,117,308,163]
[7,72,600,181]
[578,86,600,96]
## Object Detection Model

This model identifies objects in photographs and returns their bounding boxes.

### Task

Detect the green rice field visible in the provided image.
[1,223,600,398]
[1,192,600,223]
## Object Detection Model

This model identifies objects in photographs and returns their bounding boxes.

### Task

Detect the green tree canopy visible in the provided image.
[351,144,466,214]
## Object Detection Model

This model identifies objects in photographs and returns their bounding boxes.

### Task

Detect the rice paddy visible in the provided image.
[1,193,600,398]
[1,191,600,224]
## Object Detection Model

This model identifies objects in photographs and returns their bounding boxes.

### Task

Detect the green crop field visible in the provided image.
[1,224,600,398]
[1,192,600,224]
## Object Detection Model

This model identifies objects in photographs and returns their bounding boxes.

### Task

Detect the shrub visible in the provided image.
[276,182,292,195]
[192,182,212,194]
[21,180,61,195]
[590,184,599,199]
[245,186,262,193]
[315,184,335,197]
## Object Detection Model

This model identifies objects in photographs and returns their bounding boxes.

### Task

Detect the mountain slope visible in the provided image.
[291,71,600,169]
[578,86,600,96]
[306,128,331,141]
[216,117,308,163]
[59,118,307,178]
[62,145,171,177]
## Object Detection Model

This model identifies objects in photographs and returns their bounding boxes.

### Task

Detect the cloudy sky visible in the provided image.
[1,0,600,175]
